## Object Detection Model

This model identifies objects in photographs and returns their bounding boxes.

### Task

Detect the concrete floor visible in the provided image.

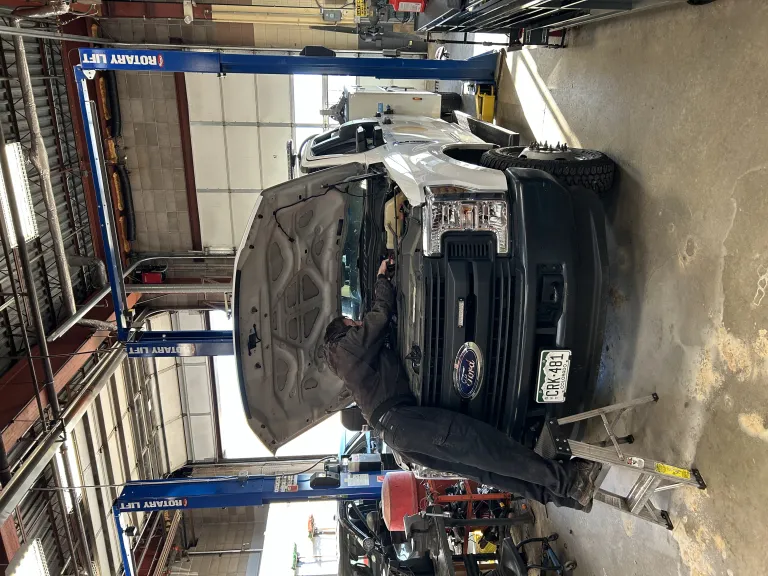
[481,1,768,575]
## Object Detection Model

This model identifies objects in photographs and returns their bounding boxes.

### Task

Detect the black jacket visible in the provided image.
[326,276,415,425]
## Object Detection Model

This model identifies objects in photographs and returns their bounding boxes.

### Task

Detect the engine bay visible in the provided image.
[353,168,425,402]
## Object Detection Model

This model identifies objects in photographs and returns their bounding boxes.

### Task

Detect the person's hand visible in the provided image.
[378,256,394,278]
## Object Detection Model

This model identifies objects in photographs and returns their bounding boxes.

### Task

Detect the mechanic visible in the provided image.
[324,258,601,511]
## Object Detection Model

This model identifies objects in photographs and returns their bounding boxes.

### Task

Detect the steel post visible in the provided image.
[0,135,45,426]
[150,356,172,475]
[187,548,263,556]
[124,359,149,479]
[114,506,135,576]
[0,440,10,485]
[73,67,129,338]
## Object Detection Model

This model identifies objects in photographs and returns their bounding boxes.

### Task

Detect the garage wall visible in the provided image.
[147,311,219,464]
[15,354,175,576]
[116,72,192,253]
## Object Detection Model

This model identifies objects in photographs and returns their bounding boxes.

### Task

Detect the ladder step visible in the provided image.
[626,474,663,514]
[568,440,704,488]
[557,393,658,425]
[594,490,674,530]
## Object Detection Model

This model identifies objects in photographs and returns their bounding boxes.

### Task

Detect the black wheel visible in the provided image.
[479,145,615,193]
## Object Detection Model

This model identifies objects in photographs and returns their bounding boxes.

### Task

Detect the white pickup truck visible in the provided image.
[234,114,614,453]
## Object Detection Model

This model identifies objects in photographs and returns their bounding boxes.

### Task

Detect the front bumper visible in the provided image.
[418,169,608,445]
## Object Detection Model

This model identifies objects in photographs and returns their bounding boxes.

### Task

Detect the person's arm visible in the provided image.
[341,260,395,353]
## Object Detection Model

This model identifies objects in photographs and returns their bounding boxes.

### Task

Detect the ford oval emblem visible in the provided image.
[453,342,484,399]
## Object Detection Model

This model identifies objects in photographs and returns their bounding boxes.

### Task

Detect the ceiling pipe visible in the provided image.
[186,548,263,556]
[12,18,77,319]
[12,0,70,18]
[69,254,108,288]
[124,284,231,294]
[0,24,429,56]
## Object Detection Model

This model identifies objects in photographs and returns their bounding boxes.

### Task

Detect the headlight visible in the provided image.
[423,186,509,256]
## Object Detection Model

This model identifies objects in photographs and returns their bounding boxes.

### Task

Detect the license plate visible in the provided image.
[536,350,571,403]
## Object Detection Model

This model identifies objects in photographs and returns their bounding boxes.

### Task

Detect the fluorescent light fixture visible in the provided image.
[55,449,82,513]
[0,142,38,248]
[7,538,49,576]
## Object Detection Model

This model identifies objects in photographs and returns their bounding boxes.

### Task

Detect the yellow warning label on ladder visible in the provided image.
[655,462,691,479]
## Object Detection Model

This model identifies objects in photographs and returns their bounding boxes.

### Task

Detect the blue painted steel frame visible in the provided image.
[113,473,385,576]
[79,48,499,81]
[75,47,498,357]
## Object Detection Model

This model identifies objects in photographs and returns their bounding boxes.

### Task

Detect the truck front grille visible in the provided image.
[420,235,522,437]
[423,264,446,406]
[483,260,515,429]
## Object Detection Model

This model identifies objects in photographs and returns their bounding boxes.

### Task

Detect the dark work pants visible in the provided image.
[378,405,582,509]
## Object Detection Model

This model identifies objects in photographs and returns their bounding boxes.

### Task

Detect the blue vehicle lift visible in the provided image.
[114,471,386,576]
[71,48,495,575]
[73,47,499,358]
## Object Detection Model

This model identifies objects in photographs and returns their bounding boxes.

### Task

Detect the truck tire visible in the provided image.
[480,145,616,193]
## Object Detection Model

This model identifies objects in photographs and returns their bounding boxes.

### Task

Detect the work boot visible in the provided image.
[567,460,602,507]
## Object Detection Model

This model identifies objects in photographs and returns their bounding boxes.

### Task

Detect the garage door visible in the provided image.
[186,56,430,250]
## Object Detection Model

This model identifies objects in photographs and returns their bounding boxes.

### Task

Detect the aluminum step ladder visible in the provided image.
[540,393,706,530]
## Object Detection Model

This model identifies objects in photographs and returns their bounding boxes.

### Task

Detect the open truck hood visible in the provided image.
[234,163,365,451]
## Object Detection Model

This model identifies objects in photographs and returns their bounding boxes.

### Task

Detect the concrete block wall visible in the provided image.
[116,71,193,252]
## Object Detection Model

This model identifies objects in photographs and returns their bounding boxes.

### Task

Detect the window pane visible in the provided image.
[328,75,355,103]
[295,126,322,151]
[211,311,271,459]
[292,74,323,124]
[328,76,357,125]
[211,310,345,458]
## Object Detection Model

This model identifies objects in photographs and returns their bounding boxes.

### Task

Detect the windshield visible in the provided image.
[341,181,365,320]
